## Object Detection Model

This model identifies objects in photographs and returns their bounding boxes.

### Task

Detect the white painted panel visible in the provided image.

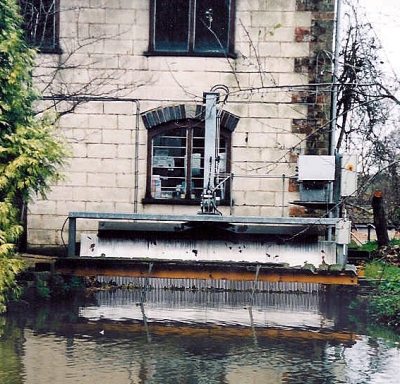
[341,154,358,196]
[80,234,337,267]
[298,155,335,181]
[336,219,352,244]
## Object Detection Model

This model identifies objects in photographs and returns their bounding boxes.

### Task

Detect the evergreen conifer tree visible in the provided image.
[0,0,68,312]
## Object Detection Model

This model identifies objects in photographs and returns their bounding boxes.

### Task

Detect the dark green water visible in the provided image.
[1,287,399,383]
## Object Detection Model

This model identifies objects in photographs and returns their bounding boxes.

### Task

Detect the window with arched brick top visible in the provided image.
[144,119,232,204]
[141,104,239,204]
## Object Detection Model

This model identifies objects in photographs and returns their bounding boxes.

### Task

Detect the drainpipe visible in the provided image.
[133,100,140,213]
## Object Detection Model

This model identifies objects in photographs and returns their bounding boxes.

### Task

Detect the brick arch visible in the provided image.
[141,104,240,132]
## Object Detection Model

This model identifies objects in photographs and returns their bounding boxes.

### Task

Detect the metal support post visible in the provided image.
[282,174,286,217]
[140,262,154,304]
[250,264,261,306]
[203,92,219,192]
[230,173,234,215]
[201,92,219,214]
[68,217,76,257]
[140,303,151,343]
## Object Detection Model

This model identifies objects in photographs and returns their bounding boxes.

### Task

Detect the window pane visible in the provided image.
[216,136,227,199]
[152,129,187,199]
[20,0,58,51]
[154,0,190,51]
[148,124,230,201]
[191,127,227,199]
[194,0,230,53]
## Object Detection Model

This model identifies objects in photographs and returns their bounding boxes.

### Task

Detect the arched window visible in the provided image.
[142,105,239,204]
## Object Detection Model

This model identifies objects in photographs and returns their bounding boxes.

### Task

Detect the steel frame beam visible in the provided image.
[56,257,358,285]
[68,211,339,256]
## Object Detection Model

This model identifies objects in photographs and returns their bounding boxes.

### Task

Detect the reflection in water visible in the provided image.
[0,289,399,383]
[81,289,338,329]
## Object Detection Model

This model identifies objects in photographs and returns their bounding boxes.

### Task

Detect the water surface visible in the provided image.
[1,287,399,383]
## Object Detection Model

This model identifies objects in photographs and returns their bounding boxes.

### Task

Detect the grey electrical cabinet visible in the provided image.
[297,155,335,202]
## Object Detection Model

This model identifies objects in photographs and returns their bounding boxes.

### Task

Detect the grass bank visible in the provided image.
[363,260,400,328]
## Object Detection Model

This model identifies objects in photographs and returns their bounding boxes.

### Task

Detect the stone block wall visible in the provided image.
[27,0,335,251]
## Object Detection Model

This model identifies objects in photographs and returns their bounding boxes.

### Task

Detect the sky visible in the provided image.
[354,0,400,76]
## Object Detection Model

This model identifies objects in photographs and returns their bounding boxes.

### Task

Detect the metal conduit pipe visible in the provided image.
[327,0,342,241]
[232,174,297,179]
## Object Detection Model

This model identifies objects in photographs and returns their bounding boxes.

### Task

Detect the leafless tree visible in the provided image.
[335,2,400,227]
[336,4,400,155]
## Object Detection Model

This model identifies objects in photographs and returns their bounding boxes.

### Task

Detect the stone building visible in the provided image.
[22,0,337,254]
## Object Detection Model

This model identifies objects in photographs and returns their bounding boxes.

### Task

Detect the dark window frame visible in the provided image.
[19,0,61,53]
[145,0,236,58]
[144,119,232,205]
